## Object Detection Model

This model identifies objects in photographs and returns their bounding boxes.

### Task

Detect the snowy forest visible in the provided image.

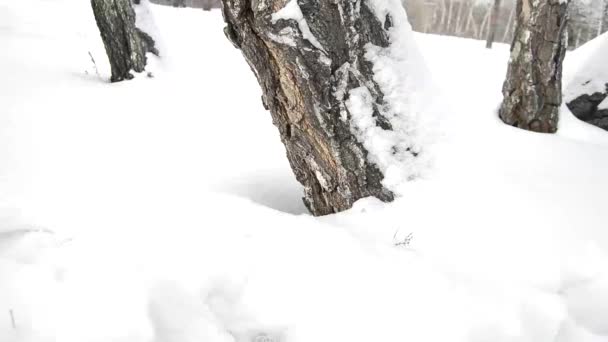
[154,0,608,48]
[1,0,608,342]
[404,0,608,47]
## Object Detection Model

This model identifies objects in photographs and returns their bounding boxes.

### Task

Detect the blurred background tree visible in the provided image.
[150,0,220,10]
[402,0,608,49]
[149,0,607,50]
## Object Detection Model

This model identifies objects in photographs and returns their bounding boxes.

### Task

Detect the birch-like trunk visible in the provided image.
[498,0,569,133]
[446,0,454,33]
[465,6,479,37]
[502,4,515,42]
[485,0,501,48]
[454,2,465,34]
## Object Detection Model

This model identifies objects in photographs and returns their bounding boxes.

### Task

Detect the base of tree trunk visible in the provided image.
[498,0,569,133]
[221,0,414,215]
[91,0,148,82]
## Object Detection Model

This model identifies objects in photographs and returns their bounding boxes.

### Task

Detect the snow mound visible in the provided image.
[564,32,608,103]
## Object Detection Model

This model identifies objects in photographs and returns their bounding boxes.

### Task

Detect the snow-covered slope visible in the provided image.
[564,31,608,104]
[1,1,608,342]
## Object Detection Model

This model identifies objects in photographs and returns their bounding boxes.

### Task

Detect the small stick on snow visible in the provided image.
[393,231,414,248]
[88,51,100,78]
[9,309,16,330]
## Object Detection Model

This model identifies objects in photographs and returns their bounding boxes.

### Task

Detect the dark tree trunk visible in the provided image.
[91,0,148,82]
[498,0,569,133]
[220,0,419,215]
[485,0,502,48]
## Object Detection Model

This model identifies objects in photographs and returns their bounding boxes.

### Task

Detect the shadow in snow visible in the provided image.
[215,171,308,215]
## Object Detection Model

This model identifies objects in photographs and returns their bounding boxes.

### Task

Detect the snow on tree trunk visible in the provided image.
[221,0,432,216]
[498,0,569,133]
[91,0,148,82]
[133,0,161,57]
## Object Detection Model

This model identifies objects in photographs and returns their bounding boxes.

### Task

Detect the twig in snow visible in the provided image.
[88,51,100,78]
[9,309,16,330]
[393,231,414,248]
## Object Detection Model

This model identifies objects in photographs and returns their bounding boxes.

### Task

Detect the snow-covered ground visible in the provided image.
[564,31,608,105]
[1,1,608,342]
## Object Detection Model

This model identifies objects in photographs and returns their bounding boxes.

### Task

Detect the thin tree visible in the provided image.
[465,5,480,37]
[91,0,148,82]
[478,7,492,39]
[485,0,502,48]
[598,0,608,36]
[501,4,515,43]
[455,1,466,34]
[498,0,569,133]
[446,0,455,33]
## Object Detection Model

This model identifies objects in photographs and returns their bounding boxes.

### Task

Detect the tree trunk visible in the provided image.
[574,27,582,48]
[439,0,448,33]
[446,0,454,33]
[201,0,218,10]
[465,6,479,37]
[479,8,492,39]
[455,2,465,35]
[603,1,608,35]
[600,0,608,36]
[485,0,501,48]
[501,4,515,43]
[221,0,427,215]
[498,0,569,133]
[91,0,148,82]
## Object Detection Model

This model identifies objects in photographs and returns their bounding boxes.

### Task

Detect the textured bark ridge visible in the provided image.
[567,86,608,131]
[499,0,569,133]
[221,0,400,216]
[91,0,150,82]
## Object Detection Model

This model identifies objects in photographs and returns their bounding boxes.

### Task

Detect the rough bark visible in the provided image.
[221,0,401,216]
[485,0,502,48]
[498,0,569,133]
[91,0,148,82]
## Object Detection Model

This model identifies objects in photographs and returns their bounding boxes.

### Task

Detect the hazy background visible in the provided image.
[151,0,608,49]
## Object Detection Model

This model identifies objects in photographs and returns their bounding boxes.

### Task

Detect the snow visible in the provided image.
[134,0,165,56]
[348,0,438,190]
[1,1,608,342]
[271,0,325,52]
[564,31,608,103]
[599,97,608,110]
